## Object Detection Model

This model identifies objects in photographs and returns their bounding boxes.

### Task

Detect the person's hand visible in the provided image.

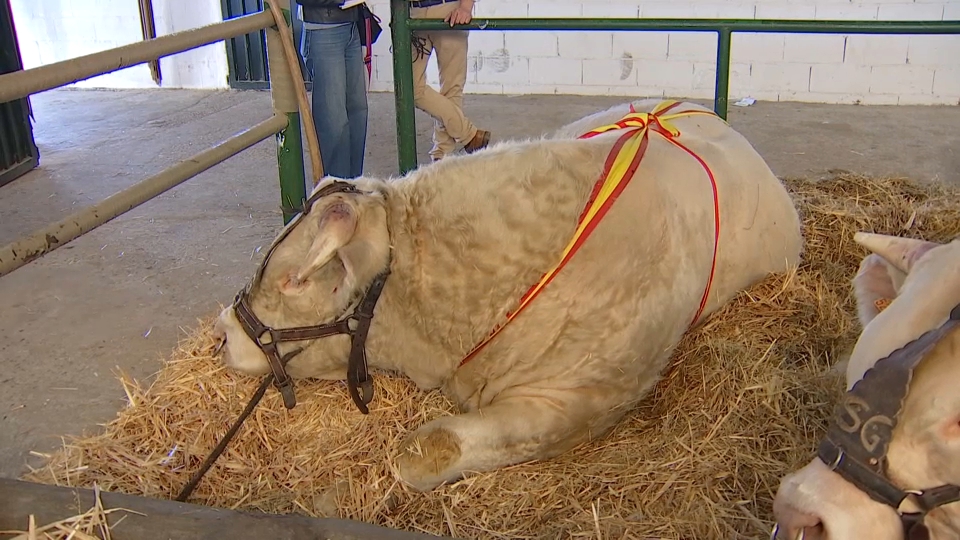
[444,1,473,26]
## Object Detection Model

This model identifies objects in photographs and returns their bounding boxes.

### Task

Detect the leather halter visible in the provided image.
[231,180,390,414]
[814,303,960,539]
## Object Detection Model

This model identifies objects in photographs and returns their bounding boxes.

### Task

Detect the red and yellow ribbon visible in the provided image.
[459,100,723,368]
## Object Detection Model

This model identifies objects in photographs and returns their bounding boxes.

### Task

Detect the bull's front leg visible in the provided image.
[394,387,630,491]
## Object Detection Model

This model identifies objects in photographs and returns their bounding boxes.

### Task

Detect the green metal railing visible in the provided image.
[388,2,960,175]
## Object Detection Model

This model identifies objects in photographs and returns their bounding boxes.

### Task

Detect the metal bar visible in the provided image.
[407,17,960,34]
[276,114,306,224]
[390,0,419,174]
[0,114,287,278]
[265,0,324,184]
[138,0,162,85]
[714,28,732,120]
[390,16,959,176]
[0,10,275,103]
[264,0,307,225]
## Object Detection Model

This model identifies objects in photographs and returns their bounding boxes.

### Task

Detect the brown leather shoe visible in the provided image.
[463,129,491,154]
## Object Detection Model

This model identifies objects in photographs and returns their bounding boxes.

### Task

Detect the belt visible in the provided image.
[409,0,458,8]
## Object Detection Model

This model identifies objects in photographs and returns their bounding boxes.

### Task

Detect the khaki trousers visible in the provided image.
[409,1,477,160]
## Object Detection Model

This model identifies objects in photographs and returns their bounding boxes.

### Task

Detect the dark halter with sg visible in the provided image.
[174,180,390,502]
[776,304,960,540]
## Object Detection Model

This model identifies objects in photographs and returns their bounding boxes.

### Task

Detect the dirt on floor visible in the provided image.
[0,88,958,479]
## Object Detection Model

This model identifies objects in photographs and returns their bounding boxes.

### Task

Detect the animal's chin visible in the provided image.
[222,352,272,377]
[284,361,348,381]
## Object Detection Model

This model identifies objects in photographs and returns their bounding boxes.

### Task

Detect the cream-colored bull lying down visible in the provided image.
[214,99,803,491]
[773,233,960,540]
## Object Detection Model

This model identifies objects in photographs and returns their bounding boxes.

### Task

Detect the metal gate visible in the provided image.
[222,0,311,89]
[0,0,39,188]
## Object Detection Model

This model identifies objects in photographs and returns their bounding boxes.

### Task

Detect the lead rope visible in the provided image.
[175,373,273,502]
[175,346,301,502]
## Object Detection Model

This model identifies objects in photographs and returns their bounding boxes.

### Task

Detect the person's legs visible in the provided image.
[308,25,352,179]
[299,26,314,81]
[343,23,368,178]
[410,24,434,118]
[409,4,478,150]
[429,8,470,160]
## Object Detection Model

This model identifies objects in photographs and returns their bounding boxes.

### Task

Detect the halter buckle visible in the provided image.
[360,377,374,404]
[255,328,275,347]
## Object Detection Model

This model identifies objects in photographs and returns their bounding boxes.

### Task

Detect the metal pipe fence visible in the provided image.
[387,5,960,175]
[0,0,313,278]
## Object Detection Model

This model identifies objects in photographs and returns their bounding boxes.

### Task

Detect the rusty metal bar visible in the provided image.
[0,10,274,103]
[138,0,161,85]
[0,114,287,278]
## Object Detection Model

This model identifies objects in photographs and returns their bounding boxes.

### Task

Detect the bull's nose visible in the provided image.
[771,517,825,540]
[212,324,227,355]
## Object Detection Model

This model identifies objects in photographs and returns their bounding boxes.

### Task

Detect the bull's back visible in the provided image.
[543,101,801,334]
[631,102,802,316]
[662,102,802,304]
[444,103,800,399]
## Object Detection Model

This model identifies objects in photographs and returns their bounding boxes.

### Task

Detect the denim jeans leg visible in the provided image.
[299,27,313,80]
[308,25,352,179]
[343,24,368,177]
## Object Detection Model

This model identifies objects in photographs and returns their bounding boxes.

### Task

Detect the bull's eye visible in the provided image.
[280,273,307,295]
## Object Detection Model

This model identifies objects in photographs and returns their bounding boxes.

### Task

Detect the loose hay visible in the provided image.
[0,484,137,540]
[23,173,960,539]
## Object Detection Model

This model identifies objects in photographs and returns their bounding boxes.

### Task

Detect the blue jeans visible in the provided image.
[301,23,368,179]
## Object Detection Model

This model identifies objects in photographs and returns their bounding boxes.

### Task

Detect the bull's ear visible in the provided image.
[853,232,940,274]
[852,253,903,327]
[851,232,942,327]
[293,199,358,285]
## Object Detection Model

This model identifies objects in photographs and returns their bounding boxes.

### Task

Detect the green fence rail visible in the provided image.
[388,4,960,175]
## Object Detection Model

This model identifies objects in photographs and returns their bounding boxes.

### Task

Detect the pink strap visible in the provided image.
[363,19,372,85]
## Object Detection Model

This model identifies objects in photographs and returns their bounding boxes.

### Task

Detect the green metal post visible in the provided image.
[390,0,419,174]
[714,27,732,120]
[265,0,307,224]
[277,111,307,223]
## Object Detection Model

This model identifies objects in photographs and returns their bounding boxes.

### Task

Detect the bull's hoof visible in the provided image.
[395,425,463,492]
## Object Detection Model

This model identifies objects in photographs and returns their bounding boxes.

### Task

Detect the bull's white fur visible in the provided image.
[773,234,960,540]
[216,99,803,491]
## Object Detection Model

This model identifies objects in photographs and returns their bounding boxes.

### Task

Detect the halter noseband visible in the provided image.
[231,180,390,414]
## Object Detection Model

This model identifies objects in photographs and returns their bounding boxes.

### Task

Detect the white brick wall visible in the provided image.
[10,0,228,89]
[365,0,960,106]
[11,0,956,105]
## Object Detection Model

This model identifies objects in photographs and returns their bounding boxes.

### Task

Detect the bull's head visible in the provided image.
[772,233,960,540]
[213,178,392,409]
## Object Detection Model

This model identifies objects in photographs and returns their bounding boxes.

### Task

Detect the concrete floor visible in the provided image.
[0,88,958,479]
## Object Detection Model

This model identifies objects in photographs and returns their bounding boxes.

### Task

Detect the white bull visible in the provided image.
[214,99,803,491]
[773,233,960,540]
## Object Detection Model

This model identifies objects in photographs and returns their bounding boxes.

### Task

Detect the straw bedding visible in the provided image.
[0,484,134,540]
[23,173,960,540]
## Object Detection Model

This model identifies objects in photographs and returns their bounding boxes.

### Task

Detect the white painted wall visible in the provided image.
[10,0,229,90]
[366,0,960,106]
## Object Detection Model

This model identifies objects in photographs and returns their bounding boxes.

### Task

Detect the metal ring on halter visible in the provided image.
[827,448,844,471]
